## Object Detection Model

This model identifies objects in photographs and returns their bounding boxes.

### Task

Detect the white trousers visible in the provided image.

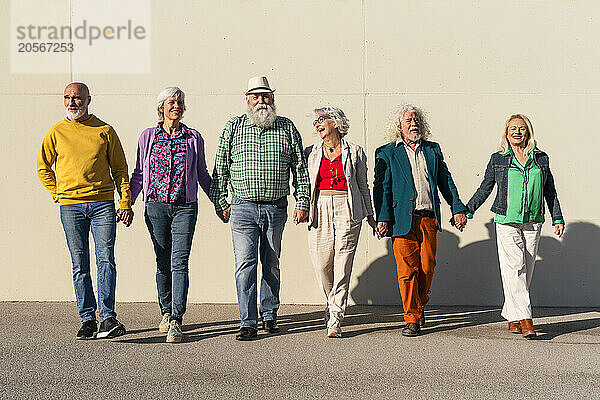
[495,222,543,322]
[308,193,362,330]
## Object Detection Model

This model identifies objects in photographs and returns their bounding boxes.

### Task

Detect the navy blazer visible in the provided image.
[373,140,467,237]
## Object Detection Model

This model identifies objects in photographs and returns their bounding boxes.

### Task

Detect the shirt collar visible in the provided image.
[502,146,536,157]
[156,122,188,137]
[504,146,535,168]
[396,138,422,149]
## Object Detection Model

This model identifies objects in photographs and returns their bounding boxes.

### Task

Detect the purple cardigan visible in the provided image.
[130,124,211,205]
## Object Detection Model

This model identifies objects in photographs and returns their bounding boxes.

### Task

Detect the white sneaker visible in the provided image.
[166,320,183,343]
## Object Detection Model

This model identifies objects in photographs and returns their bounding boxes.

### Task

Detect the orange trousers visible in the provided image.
[392,216,437,324]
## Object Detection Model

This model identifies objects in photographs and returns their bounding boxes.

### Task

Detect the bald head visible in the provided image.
[65,82,90,97]
[64,82,91,121]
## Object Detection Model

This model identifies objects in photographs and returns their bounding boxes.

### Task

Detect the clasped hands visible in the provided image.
[451,213,467,232]
[216,206,231,223]
[116,209,134,227]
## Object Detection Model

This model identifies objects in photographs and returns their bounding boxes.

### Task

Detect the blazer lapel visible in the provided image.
[309,143,323,191]
[392,143,415,188]
[422,142,437,188]
[341,139,350,176]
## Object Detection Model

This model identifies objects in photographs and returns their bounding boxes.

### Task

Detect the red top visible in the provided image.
[317,153,348,190]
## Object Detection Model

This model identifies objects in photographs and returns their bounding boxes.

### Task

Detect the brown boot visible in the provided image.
[520,319,536,339]
[508,321,521,334]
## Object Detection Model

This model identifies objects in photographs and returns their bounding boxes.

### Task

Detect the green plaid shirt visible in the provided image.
[209,114,310,212]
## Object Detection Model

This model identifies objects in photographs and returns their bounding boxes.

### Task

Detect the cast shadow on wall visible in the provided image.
[351,220,600,307]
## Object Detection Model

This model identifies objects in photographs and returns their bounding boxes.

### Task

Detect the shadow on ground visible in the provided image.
[351,221,600,307]
[112,304,599,343]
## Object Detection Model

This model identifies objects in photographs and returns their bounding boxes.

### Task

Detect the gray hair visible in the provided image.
[388,103,431,141]
[313,107,350,137]
[156,87,186,121]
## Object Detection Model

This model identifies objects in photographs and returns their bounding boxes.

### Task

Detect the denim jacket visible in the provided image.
[466,149,563,223]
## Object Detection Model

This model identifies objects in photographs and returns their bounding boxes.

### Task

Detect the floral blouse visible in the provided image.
[147,123,188,203]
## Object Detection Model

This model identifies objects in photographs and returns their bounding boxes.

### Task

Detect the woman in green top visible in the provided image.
[466,114,564,339]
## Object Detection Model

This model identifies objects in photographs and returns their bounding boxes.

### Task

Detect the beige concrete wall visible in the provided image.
[2,1,599,306]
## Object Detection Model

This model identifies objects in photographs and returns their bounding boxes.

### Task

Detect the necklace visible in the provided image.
[327,141,340,153]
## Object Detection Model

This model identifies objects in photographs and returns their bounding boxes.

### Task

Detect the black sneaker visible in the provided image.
[76,320,97,340]
[402,323,421,337]
[97,317,126,339]
[262,319,280,333]
[235,327,257,341]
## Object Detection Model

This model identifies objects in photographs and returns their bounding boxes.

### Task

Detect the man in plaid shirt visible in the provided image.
[209,76,310,341]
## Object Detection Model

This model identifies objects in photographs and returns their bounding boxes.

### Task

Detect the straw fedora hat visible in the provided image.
[245,76,275,95]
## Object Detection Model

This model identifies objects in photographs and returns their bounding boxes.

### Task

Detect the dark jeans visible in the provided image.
[144,200,198,322]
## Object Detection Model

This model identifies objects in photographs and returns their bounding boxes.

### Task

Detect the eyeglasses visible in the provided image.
[313,115,332,126]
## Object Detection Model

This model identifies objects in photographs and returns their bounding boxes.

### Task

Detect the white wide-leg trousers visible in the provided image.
[495,222,543,322]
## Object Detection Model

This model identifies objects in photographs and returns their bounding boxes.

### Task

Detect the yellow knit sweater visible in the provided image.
[36,115,131,209]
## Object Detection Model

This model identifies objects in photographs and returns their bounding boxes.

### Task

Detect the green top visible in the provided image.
[209,114,310,212]
[494,147,544,224]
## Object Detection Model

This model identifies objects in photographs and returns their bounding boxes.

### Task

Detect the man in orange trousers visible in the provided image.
[373,104,467,336]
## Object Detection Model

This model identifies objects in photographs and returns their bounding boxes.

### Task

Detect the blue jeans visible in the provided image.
[59,200,117,322]
[230,196,287,329]
[144,200,198,323]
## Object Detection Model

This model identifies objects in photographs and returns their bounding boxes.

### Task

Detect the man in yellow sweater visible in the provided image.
[37,82,133,340]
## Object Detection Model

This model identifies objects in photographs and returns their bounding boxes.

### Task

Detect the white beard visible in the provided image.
[246,102,277,129]
[66,107,87,121]
[405,131,422,142]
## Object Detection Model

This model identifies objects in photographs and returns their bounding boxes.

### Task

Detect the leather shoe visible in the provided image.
[508,321,521,334]
[235,327,257,341]
[262,319,279,333]
[327,328,341,338]
[402,323,420,337]
[520,319,536,339]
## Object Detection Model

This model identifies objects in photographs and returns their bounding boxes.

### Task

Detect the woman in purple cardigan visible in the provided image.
[130,87,211,343]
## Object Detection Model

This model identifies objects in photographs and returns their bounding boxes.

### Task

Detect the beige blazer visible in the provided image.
[304,139,374,229]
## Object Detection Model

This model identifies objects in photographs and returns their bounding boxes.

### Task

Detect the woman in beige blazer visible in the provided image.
[304,107,377,338]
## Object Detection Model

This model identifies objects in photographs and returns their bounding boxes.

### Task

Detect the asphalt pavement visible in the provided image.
[1,302,598,399]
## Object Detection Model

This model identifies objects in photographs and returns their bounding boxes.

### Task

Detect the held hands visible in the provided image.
[554,223,565,238]
[116,209,134,227]
[217,206,231,223]
[367,216,378,237]
[376,221,389,239]
[293,209,309,224]
[452,213,467,232]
